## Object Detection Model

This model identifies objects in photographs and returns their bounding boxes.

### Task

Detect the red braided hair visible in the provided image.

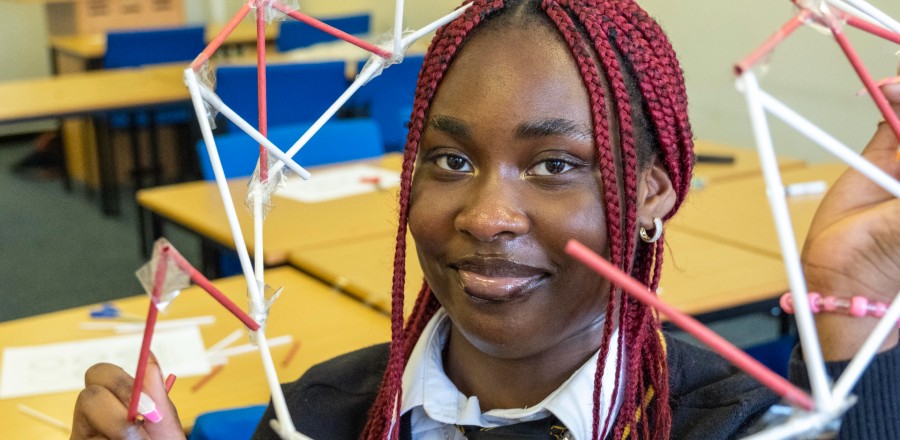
[361,1,694,438]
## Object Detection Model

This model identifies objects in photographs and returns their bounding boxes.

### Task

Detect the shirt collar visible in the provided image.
[400,308,624,440]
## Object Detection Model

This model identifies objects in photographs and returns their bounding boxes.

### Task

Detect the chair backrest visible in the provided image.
[215,61,348,134]
[196,118,384,180]
[105,25,206,69]
[188,405,267,440]
[276,13,370,52]
[351,55,425,151]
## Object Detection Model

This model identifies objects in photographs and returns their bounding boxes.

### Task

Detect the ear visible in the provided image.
[636,157,676,231]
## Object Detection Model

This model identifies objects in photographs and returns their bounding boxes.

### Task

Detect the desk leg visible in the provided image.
[200,239,222,280]
[94,116,120,216]
[148,111,162,187]
[49,47,60,76]
[137,209,164,258]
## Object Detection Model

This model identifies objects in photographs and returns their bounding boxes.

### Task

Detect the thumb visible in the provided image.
[142,352,185,438]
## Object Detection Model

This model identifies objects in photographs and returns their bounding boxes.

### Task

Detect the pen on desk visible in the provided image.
[695,153,736,164]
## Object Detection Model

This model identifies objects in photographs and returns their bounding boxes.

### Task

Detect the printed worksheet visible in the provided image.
[0,326,210,399]
[276,164,400,203]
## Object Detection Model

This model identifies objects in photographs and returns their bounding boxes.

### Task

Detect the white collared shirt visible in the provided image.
[398,308,623,440]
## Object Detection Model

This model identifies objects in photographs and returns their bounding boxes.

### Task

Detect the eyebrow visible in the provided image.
[425,115,593,142]
[426,115,471,139]
[515,118,593,142]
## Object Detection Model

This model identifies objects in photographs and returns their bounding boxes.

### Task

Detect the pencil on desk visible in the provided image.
[191,365,225,393]
[282,341,301,368]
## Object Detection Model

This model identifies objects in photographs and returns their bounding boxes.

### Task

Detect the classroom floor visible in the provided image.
[0,134,200,322]
[0,133,786,349]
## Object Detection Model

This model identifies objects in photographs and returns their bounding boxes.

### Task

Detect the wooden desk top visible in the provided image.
[288,228,788,318]
[670,162,848,258]
[136,154,404,266]
[48,22,281,60]
[0,64,188,124]
[0,266,389,439]
[692,140,806,184]
[289,233,423,316]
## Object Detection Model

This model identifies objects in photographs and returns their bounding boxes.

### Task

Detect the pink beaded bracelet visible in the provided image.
[779,292,897,326]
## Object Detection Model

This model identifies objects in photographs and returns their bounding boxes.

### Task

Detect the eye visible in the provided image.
[528,158,575,176]
[434,154,473,172]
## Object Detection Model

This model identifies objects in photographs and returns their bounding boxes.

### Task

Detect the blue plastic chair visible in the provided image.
[105,25,206,69]
[188,404,267,440]
[214,62,348,134]
[745,335,798,379]
[276,13,370,52]
[350,55,424,151]
[196,118,384,179]
[105,26,207,254]
[196,118,384,276]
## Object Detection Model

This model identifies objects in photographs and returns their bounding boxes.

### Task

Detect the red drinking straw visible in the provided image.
[735,9,811,75]
[127,243,260,420]
[564,239,815,411]
[165,374,177,393]
[257,6,269,183]
[192,3,253,70]
[846,16,900,45]
[831,27,900,159]
[167,249,261,331]
[127,247,171,421]
[270,2,392,59]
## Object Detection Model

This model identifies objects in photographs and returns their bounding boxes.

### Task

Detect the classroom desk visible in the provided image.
[0,64,190,215]
[669,163,848,258]
[287,227,790,321]
[136,154,404,267]
[0,266,389,439]
[48,22,281,72]
[692,140,806,184]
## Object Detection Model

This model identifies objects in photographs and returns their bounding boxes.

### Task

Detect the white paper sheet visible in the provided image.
[275,164,400,203]
[0,326,210,399]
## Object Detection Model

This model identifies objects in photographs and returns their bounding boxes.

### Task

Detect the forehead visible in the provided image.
[428,23,592,129]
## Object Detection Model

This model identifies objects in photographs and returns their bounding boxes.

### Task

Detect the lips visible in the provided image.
[453,257,548,302]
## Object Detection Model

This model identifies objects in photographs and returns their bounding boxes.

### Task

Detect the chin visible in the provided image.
[451,310,546,359]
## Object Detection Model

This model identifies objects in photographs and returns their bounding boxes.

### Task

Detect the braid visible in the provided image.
[362,1,693,438]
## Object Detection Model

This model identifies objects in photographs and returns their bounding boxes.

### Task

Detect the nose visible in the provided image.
[454,172,530,242]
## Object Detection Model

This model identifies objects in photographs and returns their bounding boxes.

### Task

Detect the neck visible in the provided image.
[443,318,605,411]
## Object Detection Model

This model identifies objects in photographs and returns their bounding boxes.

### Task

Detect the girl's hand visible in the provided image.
[801,80,900,360]
[70,354,185,439]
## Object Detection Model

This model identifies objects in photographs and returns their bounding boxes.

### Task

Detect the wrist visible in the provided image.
[781,292,899,361]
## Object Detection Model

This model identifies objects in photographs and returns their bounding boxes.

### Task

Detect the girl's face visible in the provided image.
[409,24,612,359]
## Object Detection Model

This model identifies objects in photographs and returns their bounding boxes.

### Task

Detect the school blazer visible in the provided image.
[252,335,900,439]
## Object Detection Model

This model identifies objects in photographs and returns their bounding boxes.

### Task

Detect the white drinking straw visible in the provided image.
[197,85,310,179]
[270,56,387,176]
[739,71,833,411]
[756,88,900,198]
[831,290,900,404]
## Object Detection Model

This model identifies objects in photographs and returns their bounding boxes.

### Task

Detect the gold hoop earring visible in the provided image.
[639,217,663,243]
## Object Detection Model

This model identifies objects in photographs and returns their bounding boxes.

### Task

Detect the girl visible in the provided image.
[73,0,900,438]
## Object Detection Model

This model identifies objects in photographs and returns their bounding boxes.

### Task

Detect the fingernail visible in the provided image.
[138,392,163,423]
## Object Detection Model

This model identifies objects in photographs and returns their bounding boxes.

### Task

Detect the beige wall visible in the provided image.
[4,0,900,156]
[0,0,56,135]
[642,0,900,162]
